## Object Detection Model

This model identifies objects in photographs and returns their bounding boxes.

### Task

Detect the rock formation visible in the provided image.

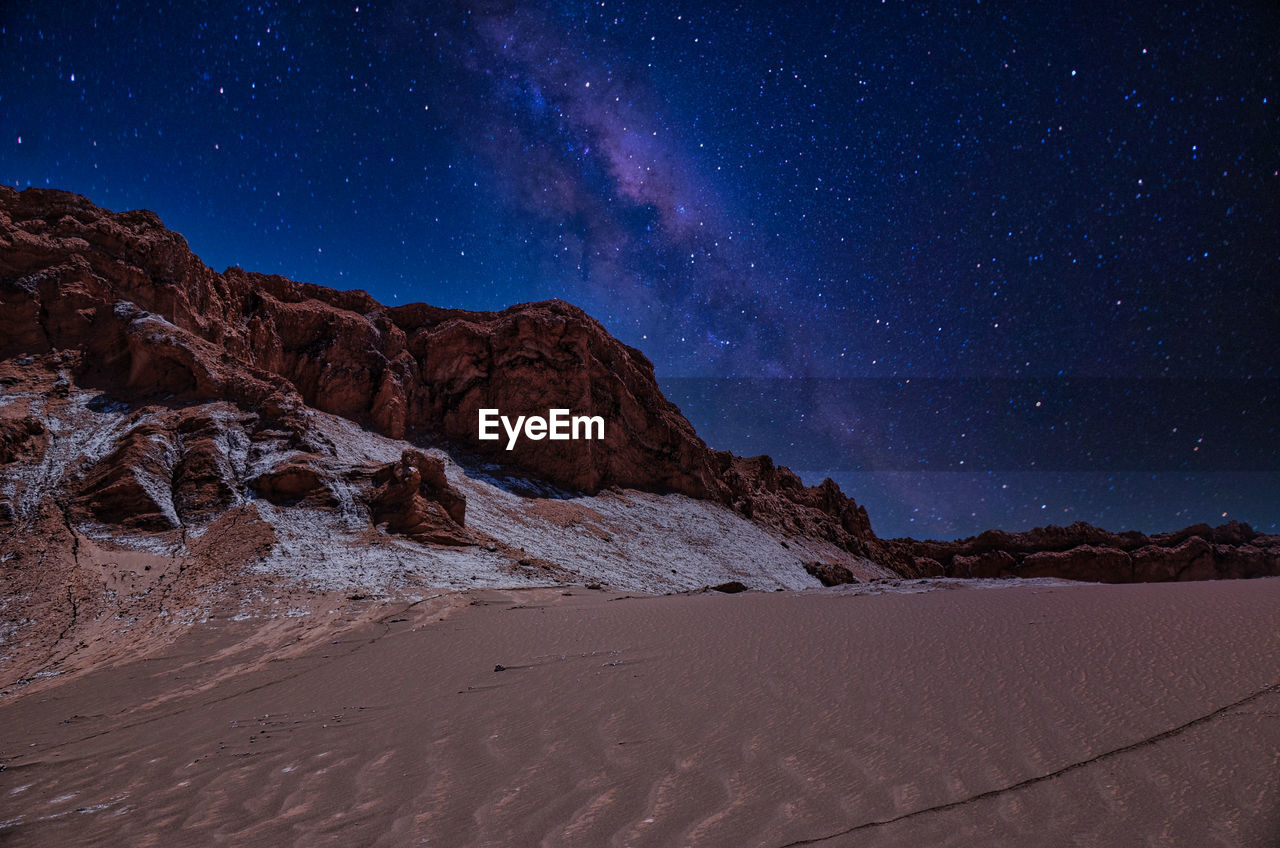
[879,519,1280,584]
[0,186,887,560]
[366,450,469,546]
[1,185,1276,598]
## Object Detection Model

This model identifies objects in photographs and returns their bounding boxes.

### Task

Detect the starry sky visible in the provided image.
[3,1,1277,537]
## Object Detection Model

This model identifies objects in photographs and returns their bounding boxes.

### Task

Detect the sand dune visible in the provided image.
[1,578,1277,846]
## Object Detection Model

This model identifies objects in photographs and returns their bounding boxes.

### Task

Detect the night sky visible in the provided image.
[3,1,1277,538]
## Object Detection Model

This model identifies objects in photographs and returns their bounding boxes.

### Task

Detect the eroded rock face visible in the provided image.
[367,450,470,546]
[715,454,891,563]
[0,186,885,558]
[249,457,337,507]
[0,416,46,465]
[172,413,239,520]
[73,423,180,531]
[950,550,1017,579]
[804,561,859,587]
[890,520,1280,583]
[3,187,1277,586]
[0,187,711,496]
[1018,545,1133,582]
[0,352,476,564]
[0,394,53,526]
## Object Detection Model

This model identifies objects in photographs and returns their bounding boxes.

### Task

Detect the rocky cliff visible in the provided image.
[1,185,1276,603]
[886,520,1279,584]
[0,186,890,561]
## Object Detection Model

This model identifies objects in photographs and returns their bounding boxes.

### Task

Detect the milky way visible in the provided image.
[3,1,1277,536]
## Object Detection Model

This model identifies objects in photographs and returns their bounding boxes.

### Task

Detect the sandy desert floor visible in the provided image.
[1,577,1277,847]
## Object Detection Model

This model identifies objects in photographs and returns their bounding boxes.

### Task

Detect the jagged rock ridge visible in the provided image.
[887,520,1279,583]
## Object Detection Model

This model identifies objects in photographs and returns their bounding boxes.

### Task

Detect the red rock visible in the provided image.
[1132,537,1216,582]
[249,458,337,507]
[367,450,469,546]
[715,455,888,561]
[171,413,239,520]
[73,422,179,531]
[1018,545,1133,582]
[911,556,946,577]
[3,186,1277,587]
[950,550,1017,579]
[898,521,1278,584]
[0,186,885,559]
[0,415,46,465]
[804,561,858,586]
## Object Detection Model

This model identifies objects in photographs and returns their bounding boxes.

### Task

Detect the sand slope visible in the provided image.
[1,578,1277,847]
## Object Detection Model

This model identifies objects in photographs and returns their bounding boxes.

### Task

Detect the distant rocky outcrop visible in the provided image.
[875,520,1280,584]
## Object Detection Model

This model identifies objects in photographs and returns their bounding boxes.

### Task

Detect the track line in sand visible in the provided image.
[777,681,1280,847]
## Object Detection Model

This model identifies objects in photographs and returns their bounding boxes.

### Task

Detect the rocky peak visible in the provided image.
[0,186,884,558]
